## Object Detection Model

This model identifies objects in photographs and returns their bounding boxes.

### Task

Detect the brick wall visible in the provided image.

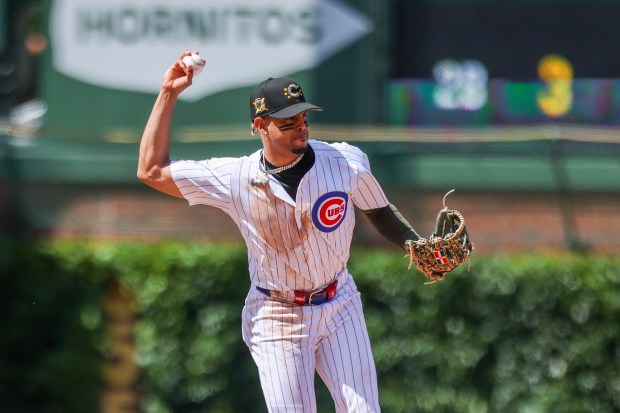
[4,183,619,254]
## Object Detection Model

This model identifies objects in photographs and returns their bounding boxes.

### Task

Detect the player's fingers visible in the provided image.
[169,59,186,75]
[177,62,193,84]
[178,50,193,60]
[175,51,193,72]
[185,65,194,79]
[178,72,193,90]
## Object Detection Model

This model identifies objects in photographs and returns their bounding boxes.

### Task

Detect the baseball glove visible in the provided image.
[405,190,474,284]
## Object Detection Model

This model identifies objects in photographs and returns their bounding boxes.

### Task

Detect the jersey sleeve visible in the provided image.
[170,157,237,211]
[333,142,390,211]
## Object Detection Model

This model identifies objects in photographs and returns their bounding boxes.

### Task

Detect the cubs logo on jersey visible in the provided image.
[312,191,348,233]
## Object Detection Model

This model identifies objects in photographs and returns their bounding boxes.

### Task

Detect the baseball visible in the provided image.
[182,53,206,76]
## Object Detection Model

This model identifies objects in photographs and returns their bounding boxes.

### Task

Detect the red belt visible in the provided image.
[256,280,338,306]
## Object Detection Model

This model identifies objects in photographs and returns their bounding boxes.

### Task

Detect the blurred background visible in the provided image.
[1,0,619,412]
[1,0,619,251]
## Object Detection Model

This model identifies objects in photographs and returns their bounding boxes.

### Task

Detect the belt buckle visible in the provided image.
[308,290,326,305]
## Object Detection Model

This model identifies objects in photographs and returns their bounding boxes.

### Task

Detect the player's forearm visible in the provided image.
[137,90,179,181]
[363,203,421,249]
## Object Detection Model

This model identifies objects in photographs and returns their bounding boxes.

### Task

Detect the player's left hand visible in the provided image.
[404,190,474,284]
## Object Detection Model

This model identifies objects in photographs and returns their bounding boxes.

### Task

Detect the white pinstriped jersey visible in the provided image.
[171,139,389,292]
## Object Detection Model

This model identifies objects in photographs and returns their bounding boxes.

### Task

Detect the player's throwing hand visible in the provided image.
[161,51,203,95]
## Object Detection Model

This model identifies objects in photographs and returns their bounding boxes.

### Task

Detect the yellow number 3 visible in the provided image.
[537,54,573,117]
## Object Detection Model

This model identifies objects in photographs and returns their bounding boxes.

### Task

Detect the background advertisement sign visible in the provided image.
[50,0,372,102]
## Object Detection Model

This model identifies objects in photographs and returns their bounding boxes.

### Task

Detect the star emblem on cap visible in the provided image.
[253,97,268,115]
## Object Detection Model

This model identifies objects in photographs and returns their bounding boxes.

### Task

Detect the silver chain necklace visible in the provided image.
[252,151,305,186]
[259,151,305,175]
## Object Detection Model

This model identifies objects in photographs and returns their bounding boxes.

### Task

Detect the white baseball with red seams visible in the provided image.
[182,53,206,76]
[171,140,389,412]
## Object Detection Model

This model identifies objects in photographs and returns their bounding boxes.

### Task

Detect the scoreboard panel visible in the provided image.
[388,0,620,125]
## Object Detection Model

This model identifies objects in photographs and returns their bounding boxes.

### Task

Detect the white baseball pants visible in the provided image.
[242,274,381,413]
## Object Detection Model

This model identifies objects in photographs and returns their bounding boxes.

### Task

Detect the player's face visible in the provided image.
[265,112,309,156]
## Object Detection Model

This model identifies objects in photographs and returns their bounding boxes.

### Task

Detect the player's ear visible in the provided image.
[253,117,267,135]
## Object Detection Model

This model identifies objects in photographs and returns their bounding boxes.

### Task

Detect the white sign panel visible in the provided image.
[50,0,373,101]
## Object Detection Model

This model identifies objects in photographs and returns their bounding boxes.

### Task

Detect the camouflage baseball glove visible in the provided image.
[405,190,474,284]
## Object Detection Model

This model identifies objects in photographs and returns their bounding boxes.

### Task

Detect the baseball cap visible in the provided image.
[249,77,323,120]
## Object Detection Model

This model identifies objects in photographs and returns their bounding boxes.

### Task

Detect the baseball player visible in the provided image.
[138,51,422,413]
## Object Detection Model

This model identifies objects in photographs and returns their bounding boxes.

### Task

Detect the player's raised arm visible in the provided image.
[137,51,205,198]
